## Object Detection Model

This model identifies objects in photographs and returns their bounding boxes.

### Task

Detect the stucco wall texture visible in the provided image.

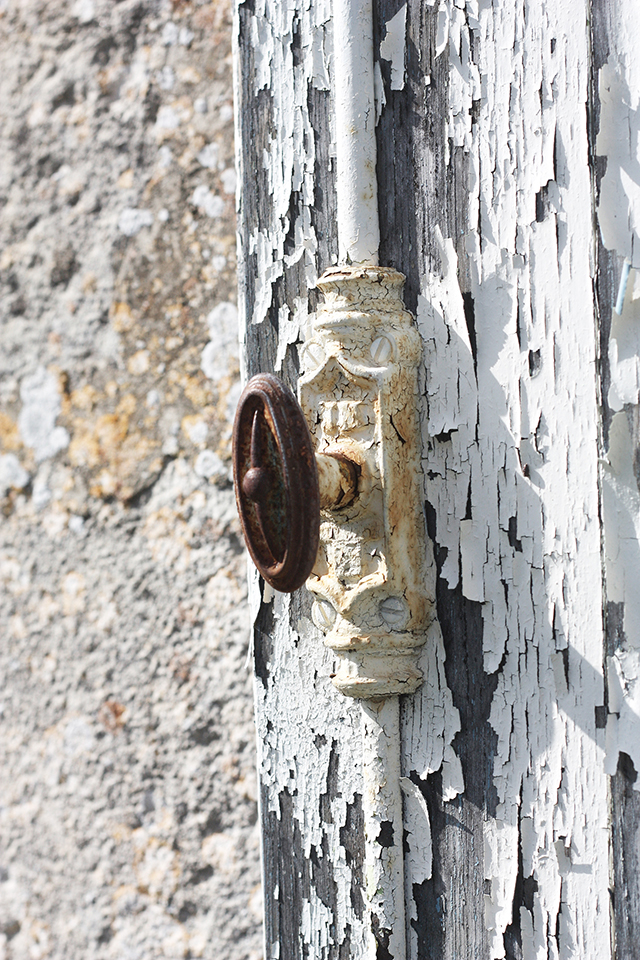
[0,2,262,958]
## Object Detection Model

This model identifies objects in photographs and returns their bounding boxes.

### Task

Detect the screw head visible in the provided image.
[312,598,337,631]
[369,335,393,365]
[379,596,410,630]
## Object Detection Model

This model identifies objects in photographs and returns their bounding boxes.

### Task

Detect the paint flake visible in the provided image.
[379,5,406,91]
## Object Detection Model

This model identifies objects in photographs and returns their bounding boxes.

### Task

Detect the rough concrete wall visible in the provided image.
[0,2,261,958]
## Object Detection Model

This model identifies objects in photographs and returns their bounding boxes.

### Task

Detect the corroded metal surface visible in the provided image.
[234,269,434,698]
[300,265,435,699]
[233,373,320,592]
[316,451,358,509]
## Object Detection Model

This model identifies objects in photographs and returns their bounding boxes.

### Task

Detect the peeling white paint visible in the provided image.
[411,3,609,958]
[415,227,478,619]
[401,616,462,960]
[252,589,368,956]
[402,619,461,788]
[379,5,406,92]
[602,413,640,783]
[237,1,613,958]
[399,777,432,885]
[275,297,306,372]
[362,700,405,960]
[596,13,640,793]
[333,0,379,263]
[597,61,640,258]
[239,0,327,328]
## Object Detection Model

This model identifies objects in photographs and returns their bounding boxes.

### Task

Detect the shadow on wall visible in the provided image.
[403,226,608,960]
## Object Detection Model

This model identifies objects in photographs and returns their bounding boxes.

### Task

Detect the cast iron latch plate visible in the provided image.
[233,265,434,698]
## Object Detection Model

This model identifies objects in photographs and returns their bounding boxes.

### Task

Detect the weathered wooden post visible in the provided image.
[233,0,640,957]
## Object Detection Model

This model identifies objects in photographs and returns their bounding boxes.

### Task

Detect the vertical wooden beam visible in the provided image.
[589,1,640,954]
[235,1,615,957]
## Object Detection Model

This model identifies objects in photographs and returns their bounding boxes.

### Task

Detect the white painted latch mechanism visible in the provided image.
[232,266,432,699]
[300,265,432,698]
[233,0,433,698]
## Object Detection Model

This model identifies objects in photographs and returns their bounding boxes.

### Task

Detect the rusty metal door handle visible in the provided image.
[232,373,321,593]
[232,373,359,592]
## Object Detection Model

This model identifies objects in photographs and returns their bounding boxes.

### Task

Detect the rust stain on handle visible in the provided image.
[232,373,320,593]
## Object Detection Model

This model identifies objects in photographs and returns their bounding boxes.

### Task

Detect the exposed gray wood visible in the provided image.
[589,2,640,953]
[237,2,614,958]
[374,3,496,956]
[235,3,351,955]
[374,0,473,310]
[406,582,495,960]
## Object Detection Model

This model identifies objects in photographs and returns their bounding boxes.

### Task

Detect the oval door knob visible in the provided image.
[232,373,321,592]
